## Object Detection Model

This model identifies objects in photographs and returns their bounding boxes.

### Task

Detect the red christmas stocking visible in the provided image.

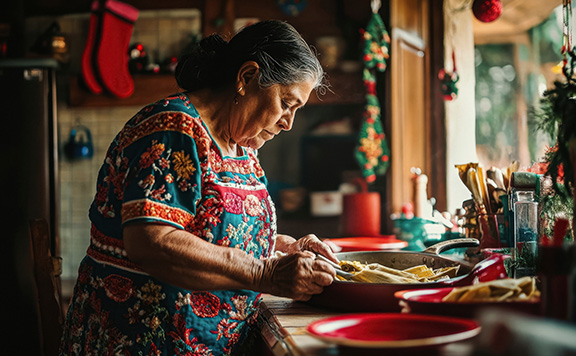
[81,0,139,98]
[81,0,105,94]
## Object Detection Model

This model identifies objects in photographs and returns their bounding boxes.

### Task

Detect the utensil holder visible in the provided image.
[478,213,509,249]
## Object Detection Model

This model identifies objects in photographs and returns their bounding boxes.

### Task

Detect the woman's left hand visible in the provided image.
[282,234,339,264]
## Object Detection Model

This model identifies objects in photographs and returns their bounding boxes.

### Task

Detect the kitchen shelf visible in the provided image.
[68,70,365,108]
[69,74,181,107]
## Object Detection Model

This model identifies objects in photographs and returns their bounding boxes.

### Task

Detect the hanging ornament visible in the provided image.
[355,1,391,183]
[439,51,459,101]
[561,0,574,73]
[472,0,503,23]
[440,7,460,101]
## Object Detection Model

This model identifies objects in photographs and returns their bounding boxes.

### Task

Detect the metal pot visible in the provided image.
[308,238,508,312]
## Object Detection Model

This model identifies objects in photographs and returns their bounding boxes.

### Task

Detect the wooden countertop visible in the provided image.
[256,294,476,356]
[257,294,342,355]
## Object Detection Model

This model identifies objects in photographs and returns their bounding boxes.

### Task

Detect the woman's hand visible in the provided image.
[123,223,339,298]
[258,251,336,301]
[279,234,339,264]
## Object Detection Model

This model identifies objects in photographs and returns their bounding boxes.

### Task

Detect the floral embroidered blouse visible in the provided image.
[60,93,277,356]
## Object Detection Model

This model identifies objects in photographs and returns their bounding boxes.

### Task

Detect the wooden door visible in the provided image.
[385,0,445,219]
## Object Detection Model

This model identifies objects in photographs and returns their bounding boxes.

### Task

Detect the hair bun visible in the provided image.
[199,34,228,56]
[175,34,230,91]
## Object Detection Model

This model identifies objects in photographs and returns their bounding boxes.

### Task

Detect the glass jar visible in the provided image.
[513,191,538,278]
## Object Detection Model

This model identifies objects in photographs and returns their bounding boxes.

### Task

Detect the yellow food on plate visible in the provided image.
[441,277,540,303]
[336,261,460,283]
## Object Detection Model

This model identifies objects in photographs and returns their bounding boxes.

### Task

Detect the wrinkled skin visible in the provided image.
[124,225,337,301]
[260,234,338,301]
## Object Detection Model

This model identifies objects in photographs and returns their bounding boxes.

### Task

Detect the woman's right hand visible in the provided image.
[258,251,336,301]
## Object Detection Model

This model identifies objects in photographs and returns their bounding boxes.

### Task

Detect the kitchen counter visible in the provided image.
[256,294,576,356]
[256,294,476,356]
[257,294,341,355]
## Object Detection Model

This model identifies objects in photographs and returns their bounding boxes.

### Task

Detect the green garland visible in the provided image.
[355,11,391,183]
[533,47,576,198]
[540,186,574,240]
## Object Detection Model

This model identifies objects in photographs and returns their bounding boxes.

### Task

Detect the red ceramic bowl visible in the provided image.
[394,287,541,319]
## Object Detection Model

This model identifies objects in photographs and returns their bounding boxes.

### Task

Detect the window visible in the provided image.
[474,4,569,170]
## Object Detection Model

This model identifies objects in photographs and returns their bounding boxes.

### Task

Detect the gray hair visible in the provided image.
[176,20,327,94]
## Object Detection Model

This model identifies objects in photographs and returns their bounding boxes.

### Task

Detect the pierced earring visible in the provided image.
[233,86,242,104]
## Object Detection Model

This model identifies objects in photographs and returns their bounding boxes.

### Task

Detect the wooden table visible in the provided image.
[257,295,341,356]
[256,295,476,356]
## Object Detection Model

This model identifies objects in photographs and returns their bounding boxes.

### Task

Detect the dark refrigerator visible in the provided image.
[0,58,59,355]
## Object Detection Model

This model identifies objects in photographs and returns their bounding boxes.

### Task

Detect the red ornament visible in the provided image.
[472,0,503,23]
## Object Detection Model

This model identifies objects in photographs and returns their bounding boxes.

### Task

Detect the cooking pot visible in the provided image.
[308,238,508,312]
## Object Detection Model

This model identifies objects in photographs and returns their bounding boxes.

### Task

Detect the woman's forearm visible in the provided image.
[123,223,264,291]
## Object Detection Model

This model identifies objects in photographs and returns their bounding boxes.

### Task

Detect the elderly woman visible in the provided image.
[60,20,338,355]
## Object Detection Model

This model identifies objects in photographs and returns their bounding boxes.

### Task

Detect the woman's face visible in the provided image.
[231,80,315,150]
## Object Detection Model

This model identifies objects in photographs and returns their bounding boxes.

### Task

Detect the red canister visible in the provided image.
[340,178,381,237]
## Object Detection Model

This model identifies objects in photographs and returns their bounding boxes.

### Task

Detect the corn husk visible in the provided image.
[351,269,419,283]
[442,277,540,303]
[339,260,460,284]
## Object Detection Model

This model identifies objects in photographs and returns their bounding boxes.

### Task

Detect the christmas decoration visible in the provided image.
[128,43,160,74]
[534,4,575,197]
[472,0,503,23]
[439,51,459,101]
[128,43,148,73]
[81,1,105,95]
[355,1,391,183]
[533,0,575,237]
[81,0,139,98]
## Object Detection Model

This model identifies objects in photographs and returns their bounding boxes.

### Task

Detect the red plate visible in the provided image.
[306,313,480,348]
[324,236,407,252]
[395,288,541,318]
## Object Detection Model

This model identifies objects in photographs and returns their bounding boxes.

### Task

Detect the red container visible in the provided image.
[340,192,381,236]
[340,178,381,236]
